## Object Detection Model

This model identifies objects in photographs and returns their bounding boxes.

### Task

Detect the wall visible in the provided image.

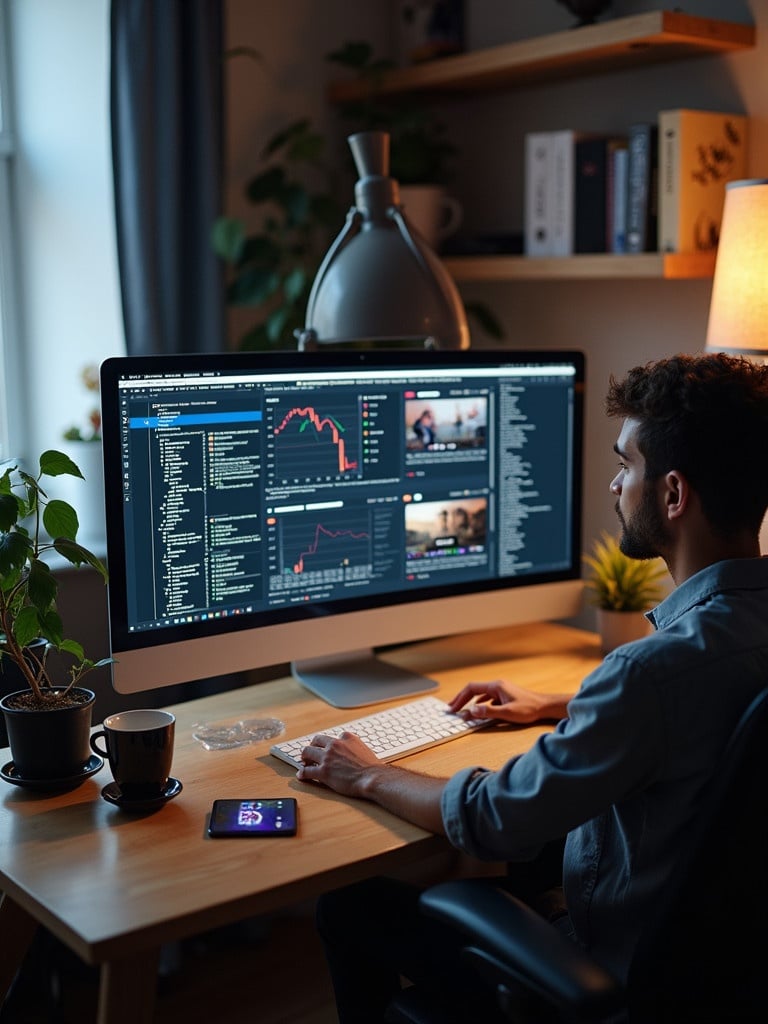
[222,0,768,630]
[450,0,768,577]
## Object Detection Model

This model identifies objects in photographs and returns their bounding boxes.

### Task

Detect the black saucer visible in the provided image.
[0,754,104,792]
[101,777,183,812]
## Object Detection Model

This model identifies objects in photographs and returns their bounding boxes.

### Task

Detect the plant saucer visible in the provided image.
[0,753,104,791]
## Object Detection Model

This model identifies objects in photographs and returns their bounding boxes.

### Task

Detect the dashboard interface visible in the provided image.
[101,350,584,700]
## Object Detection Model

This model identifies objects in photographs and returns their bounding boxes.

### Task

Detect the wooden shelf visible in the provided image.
[328,11,755,102]
[444,251,717,282]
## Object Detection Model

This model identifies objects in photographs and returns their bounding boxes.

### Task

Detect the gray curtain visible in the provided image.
[110,0,225,355]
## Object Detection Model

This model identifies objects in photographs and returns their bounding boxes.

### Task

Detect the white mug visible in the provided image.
[399,185,463,250]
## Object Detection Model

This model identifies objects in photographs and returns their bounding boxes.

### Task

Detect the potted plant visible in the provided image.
[583,531,668,654]
[327,40,456,187]
[0,449,111,785]
[212,118,343,350]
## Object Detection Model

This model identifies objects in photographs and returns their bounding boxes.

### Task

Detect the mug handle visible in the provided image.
[438,196,463,241]
[90,730,108,757]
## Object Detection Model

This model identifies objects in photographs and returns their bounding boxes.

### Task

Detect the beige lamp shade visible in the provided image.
[706,179,768,355]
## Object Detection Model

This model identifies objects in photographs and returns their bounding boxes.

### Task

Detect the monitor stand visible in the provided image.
[291,648,438,708]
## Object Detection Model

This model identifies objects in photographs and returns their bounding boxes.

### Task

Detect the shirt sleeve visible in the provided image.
[440,651,666,862]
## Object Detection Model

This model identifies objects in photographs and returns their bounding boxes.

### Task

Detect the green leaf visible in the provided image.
[283,266,307,303]
[0,492,20,531]
[238,323,274,351]
[39,449,84,479]
[285,131,325,163]
[266,306,290,343]
[211,217,245,262]
[263,119,312,158]
[27,558,58,613]
[226,268,281,306]
[43,499,79,541]
[59,638,85,661]
[278,183,311,227]
[583,531,667,611]
[0,530,30,576]
[239,235,281,270]
[13,606,42,648]
[246,166,287,204]
[52,538,108,582]
[38,608,64,646]
[309,194,343,229]
[0,466,14,495]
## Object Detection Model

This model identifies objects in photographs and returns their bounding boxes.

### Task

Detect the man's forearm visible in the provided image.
[357,764,448,836]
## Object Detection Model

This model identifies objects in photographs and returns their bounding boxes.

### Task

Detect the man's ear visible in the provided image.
[663,470,689,520]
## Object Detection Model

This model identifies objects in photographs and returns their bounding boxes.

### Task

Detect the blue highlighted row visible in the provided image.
[130,411,263,429]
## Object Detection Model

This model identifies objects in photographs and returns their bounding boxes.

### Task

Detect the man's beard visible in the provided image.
[616,482,669,561]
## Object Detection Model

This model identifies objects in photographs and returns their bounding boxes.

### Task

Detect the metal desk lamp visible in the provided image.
[296,131,470,351]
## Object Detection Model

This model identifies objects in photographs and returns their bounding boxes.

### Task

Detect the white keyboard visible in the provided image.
[270,696,490,769]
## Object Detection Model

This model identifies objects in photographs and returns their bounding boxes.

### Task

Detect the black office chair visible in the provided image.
[387,686,768,1024]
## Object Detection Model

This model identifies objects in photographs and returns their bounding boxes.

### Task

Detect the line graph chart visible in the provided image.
[270,397,361,481]
[272,510,372,590]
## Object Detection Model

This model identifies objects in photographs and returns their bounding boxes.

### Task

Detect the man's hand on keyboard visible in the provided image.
[296,728,448,835]
[297,731,381,798]
[447,680,571,725]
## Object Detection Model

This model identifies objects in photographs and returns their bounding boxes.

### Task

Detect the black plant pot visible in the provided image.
[0,640,47,747]
[0,688,96,780]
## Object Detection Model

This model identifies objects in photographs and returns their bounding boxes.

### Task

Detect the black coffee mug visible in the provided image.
[90,709,175,800]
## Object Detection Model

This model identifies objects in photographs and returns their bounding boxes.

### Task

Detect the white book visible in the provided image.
[549,130,578,257]
[524,132,553,257]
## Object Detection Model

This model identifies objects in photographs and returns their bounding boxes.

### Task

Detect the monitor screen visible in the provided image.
[100,348,584,707]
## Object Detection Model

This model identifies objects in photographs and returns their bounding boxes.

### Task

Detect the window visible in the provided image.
[0,0,24,462]
[0,0,123,466]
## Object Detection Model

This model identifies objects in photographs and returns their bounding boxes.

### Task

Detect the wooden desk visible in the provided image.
[0,622,601,1023]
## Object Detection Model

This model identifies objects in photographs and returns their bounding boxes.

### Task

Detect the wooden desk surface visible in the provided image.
[0,623,601,968]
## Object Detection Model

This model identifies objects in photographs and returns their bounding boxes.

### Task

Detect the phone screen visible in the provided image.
[208,798,298,837]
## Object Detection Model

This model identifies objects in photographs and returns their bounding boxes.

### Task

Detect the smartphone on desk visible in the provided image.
[208,798,298,838]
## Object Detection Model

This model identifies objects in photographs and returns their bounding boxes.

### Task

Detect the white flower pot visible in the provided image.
[596,608,651,655]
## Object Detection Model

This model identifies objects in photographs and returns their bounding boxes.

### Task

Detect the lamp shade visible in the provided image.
[706,179,768,355]
[297,132,469,351]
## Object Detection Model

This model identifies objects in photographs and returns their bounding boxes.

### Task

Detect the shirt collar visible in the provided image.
[647,557,768,631]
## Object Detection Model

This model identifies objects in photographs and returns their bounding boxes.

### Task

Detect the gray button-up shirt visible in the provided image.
[441,558,768,981]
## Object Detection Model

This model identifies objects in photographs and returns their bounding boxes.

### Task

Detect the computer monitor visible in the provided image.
[100,348,584,708]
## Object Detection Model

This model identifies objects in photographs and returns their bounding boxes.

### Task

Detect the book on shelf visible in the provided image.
[549,129,579,257]
[608,143,629,253]
[574,136,607,253]
[525,129,597,257]
[626,122,658,253]
[658,108,748,253]
[524,131,552,257]
[574,136,627,254]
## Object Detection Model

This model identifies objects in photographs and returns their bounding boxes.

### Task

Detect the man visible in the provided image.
[298,353,768,1022]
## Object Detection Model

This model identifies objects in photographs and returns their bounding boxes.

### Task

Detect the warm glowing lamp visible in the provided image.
[706,179,768,356]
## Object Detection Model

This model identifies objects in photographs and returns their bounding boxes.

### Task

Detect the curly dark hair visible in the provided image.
[606,353,768,537]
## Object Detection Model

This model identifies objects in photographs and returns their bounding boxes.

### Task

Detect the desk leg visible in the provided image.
[97,948,159,1024]
[0,893,38,1001]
